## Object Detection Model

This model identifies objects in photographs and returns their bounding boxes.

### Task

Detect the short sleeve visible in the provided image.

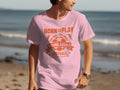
[26,17,41,45]
[79,15,95,41]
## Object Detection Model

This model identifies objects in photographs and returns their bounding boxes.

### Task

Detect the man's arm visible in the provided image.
[82,38,93,75]
[28,44,39,90]
[75,38,93,89]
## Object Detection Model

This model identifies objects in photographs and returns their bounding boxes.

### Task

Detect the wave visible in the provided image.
[80,50,120,58]
[93,51,120,58]
[0,32,26,39]
[0,32,120,58]
[0,32,120,46]
[93,38,120,46]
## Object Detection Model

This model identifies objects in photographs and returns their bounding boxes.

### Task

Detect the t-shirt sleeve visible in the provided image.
[26,17,41,45]
[79,15,95,41]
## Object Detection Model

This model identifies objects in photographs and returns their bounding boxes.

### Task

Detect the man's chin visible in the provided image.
[66,8,72,11]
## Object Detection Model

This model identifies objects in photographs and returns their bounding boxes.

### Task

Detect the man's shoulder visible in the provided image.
[32,11,46,21]
[70,10,85,18]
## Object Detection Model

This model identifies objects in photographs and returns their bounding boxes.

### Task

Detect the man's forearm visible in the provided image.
[29,44,39,80]
[82,39,93,75]
[83,47,93,75]
[29,55,36,80]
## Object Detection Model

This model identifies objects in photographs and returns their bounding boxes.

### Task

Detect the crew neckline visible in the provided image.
[44,10,70,22]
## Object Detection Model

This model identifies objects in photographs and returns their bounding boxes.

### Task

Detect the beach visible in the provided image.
[0,61,120,90]
[0,10,120,90]
[0,42,120,90]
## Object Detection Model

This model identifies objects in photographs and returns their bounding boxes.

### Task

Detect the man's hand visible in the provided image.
[75,75,89,89]
[28,79,38,90]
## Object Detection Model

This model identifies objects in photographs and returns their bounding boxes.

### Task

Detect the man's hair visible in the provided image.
[50,0,58,5]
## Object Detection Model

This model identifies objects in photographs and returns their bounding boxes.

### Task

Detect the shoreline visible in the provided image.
[0,62,120,90]
[0,43,120,58]
[0,44,120,74]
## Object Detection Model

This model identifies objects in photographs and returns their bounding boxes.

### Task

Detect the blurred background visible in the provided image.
[0,0,120,90]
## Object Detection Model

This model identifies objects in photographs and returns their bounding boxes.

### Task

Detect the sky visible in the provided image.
[0,0,120,11]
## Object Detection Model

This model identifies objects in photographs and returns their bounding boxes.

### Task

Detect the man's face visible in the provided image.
[59,0,76,11]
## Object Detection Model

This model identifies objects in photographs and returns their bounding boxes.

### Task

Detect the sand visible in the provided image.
[0,62,120,90]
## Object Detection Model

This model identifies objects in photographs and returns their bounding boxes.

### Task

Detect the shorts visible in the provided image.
[38,88,46,90]
[38,88,80,90]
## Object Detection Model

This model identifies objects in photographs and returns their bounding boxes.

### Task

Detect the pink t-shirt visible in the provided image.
[27,10,95,90]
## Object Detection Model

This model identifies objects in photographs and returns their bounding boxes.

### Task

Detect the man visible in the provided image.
[27,0,95,90]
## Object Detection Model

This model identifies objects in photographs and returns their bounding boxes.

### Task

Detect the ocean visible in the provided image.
[0,10,120,73]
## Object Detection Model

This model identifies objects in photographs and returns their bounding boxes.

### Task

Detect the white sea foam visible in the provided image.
[0,32,120,46]
[93,38,120,46]
[0,32,120,58]
[0,32,26,39]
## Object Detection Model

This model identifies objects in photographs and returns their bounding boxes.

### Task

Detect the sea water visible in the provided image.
[0,10,120,73]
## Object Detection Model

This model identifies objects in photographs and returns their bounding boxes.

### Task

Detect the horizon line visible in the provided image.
[0,8,120,12]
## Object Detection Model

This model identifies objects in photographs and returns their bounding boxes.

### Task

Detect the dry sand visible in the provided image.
[0,62,120,90]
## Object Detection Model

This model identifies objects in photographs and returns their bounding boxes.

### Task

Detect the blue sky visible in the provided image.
[0,0,120,11]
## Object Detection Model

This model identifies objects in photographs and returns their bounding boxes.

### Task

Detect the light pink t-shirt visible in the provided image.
[27,10,95,90]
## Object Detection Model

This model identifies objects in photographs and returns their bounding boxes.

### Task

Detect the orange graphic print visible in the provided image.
[44,27,74,57]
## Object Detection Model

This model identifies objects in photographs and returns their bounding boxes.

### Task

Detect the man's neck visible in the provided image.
[46,5,69,20]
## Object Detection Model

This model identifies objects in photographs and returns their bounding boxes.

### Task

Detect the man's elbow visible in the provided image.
[82,39,93,49]
[29,44,39,54]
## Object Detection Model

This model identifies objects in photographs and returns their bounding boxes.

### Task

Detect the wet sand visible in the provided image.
[0,61,120,90]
